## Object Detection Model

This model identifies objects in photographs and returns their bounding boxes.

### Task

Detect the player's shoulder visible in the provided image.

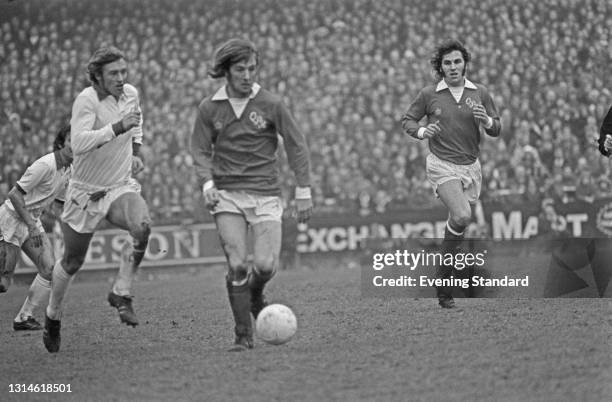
[197,92,215,107]
[26,152,56,176]
[195,93,216,115]
[253,87,283,107]
[35,152,56,169]
[419,84,438,96]
[75,86,97,101]
[256,87,280,101]
[468,80,490,93]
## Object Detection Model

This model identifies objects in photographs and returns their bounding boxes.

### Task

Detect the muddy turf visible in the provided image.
[1,265,609,401]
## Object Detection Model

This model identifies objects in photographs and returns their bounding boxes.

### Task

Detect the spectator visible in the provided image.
[0,0,610,219]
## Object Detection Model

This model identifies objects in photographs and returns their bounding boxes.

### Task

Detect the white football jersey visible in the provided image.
[4,152,71,220]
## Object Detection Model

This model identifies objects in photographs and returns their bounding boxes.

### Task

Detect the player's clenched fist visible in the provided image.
[295,198,313,223]
[472,104,490,125]
[604,134,612,152]
[113,106,141,135]
[121,107,141,131]
[422,121,441,138]
[202,184,220,210]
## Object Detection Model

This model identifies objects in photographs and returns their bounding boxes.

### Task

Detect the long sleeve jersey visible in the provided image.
[70,84,143,188]
[190,84,311,196]
[402,79,501,165]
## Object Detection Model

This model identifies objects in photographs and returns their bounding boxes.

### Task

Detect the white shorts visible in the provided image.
[212,190,283,224]
[62,178,141,233]
[426,153,482,204]
[0,204,44,247]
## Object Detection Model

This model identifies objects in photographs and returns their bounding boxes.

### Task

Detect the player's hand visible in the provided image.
[294,198,313,224]
[604,134,612,152]
[202,185,220,210]
[472,104,490,125]
[121,107,141,131]
[27,225,42,248]
[422,122,441,138]
[132,155,145,175]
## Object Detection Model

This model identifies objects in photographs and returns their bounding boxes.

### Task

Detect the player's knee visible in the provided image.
[228,254,248,273]
[0,277,9,292]
[253,255,278,275]
[62,254,86,272]
[228,262,249,282]
[39,261,54,281]
[450,211,472,230]
[220,241,247,272]
[225,250,248,280]
[0,268,11,292]
[1,245,19,290]
[131,221,151,250]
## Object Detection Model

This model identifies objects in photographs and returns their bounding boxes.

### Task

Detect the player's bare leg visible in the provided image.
[215,212,253,351]
[44,223,91,353]
[106,192,151,327]
[0,241,20,293]
[249,221,281,318]
[436,179,472,309]
[14,234,54,330]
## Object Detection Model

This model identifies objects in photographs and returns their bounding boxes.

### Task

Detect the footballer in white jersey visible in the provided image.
[1,125,72,331]
[43,46,152,353]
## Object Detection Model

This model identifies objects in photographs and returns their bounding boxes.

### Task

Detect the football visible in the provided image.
[255,304,298,345]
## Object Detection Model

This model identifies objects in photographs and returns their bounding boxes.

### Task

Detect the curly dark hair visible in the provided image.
[208,38,258,79]
[87,46,126,85]
[430,39,471,80]
[53,124,70,151]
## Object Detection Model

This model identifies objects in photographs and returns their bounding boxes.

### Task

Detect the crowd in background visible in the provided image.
[1,0,611,224]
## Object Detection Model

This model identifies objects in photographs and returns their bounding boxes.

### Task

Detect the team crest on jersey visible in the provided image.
[249,111,268,130]
[465,97,480,109]
[214,121,223,130]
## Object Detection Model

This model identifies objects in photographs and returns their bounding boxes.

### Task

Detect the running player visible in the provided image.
[190,38,313,350]
[1,125,72,329]
[401,39,501,308]
[43,46,152,353]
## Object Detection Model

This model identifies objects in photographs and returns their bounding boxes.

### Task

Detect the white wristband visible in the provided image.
[295,186,311,199]
[417,127,426,139]
[203,180,215,192]
[483,116,493,129]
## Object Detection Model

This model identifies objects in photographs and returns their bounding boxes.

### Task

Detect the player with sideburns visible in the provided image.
[43,46,152,353]
[191,38,313,350]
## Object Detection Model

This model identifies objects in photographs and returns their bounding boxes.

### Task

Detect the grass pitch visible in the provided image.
[0,264,610,401]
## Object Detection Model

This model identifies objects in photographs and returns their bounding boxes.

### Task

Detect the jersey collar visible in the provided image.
[436,78,477,92]
[93,83,126,101]
[212,83,261,101]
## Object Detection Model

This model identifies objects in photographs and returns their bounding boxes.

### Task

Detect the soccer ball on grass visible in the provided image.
[255,304,297,345]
